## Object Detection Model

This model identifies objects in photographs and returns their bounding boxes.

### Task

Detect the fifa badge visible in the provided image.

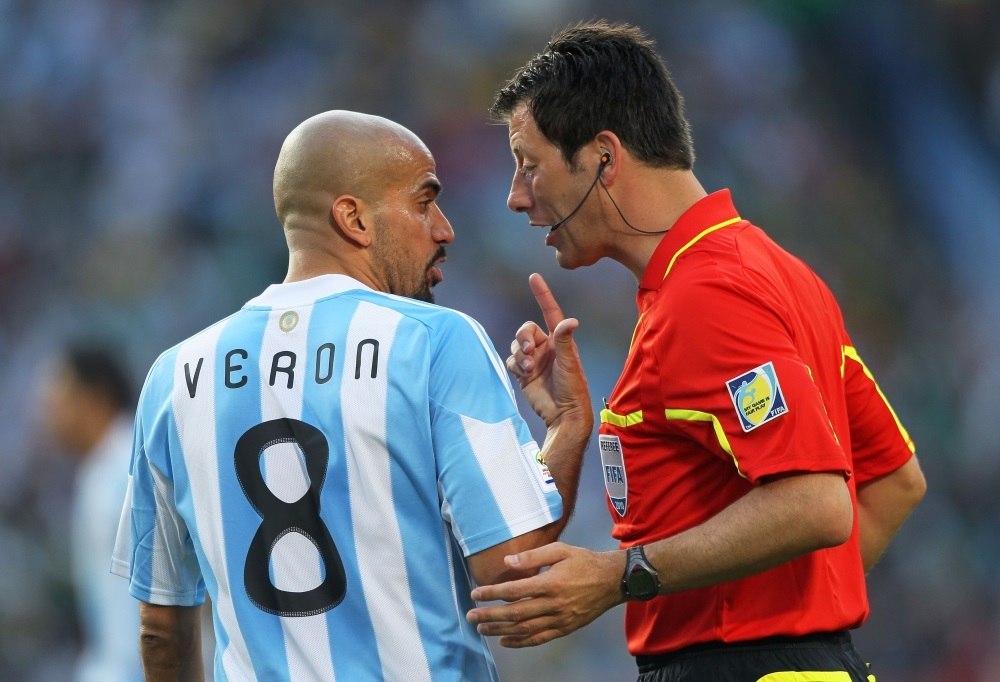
[600,434,628,517]
[726,361,789,432]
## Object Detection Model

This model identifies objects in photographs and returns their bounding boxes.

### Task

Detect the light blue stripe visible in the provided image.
[302,296,384,678]
[386,322,496,680]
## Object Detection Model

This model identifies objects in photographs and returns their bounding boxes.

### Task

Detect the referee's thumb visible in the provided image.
[550,318,580,348]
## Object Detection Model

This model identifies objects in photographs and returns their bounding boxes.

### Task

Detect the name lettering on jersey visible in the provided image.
[270,350,296,388]
[226,349,249,388]
[184,357,203,398]
[355,339,378,379]
[726,361,788,432]
[316,343,335,384]
[599,434,628,517]
[182,339,381,398]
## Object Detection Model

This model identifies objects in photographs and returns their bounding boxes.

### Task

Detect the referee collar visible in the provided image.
[245,274,372,308]
[639,189,742,291]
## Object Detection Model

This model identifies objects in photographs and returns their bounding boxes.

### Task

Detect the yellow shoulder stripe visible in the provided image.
[662,216,743,280]
[664,409,746,479]
[843,346,916,454]
[755,673,852,682]
[600,408,643,427]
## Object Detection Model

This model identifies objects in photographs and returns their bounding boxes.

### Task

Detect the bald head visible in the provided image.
[273,110,429,230]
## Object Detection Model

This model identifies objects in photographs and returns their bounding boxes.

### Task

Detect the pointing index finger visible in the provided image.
[528,273,565,333]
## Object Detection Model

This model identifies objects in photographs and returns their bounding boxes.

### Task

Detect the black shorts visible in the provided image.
[635,631,875,682]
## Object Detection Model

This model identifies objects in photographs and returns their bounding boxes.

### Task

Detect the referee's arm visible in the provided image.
[856,455,926,572]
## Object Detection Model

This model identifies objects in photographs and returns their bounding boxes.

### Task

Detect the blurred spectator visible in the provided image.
[42,342,141,682]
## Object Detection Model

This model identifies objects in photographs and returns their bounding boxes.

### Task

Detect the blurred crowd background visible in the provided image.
[2,0,998,679]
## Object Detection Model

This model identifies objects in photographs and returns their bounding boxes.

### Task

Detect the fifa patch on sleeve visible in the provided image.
[726,361,788,432]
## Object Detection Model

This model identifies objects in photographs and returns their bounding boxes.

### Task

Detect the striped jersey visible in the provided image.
[112,274,562,681]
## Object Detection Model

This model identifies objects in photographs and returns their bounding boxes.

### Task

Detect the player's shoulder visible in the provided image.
[141,313,240,392]
[350,290,490,340]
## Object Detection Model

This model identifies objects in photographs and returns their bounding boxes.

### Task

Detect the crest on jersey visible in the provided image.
[726,361,788,432]
[279,311,299,333]
[599,434,628,517]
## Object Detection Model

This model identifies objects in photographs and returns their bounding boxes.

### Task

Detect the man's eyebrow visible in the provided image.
[418,178,442,196]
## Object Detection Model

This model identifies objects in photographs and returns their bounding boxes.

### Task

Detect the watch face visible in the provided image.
[629,570,657,599]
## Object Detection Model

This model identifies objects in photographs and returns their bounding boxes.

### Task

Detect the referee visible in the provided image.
[468,21,926,682]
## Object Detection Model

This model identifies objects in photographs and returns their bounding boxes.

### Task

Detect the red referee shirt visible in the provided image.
[599,189,915,655]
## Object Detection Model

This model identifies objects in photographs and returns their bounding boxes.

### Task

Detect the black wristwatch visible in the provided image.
[621,545,661,601]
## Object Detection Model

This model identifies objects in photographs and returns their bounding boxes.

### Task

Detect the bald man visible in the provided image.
[112,111,593,681]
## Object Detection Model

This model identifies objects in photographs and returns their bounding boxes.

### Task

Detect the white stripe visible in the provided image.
[110,475,134,576]
[149,464,184,589]
[173,324,257,681]
[460,415,555,534]
[258,306,336,682]
[438,483,467,554]
[342,302,432,682]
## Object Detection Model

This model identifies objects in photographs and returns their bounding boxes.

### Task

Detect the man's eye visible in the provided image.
[520,165,536,177]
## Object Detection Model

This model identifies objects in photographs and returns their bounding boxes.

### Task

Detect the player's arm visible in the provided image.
[465,404,592,587]
[856,455,925,571]
[467,470,852,646]
[139,602,204,682]
[463,274,593,587]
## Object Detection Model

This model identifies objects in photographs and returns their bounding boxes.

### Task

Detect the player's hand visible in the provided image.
[466,543,625,648]
[506,274,591,429]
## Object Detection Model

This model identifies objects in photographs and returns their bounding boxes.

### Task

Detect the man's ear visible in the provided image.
[332,195,373,247]
[594,130,623,186]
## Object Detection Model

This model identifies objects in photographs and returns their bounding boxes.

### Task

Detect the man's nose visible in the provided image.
[434,206,455,243]
[507,173,531,213]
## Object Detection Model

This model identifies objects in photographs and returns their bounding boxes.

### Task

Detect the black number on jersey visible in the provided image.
[234,419,346,617]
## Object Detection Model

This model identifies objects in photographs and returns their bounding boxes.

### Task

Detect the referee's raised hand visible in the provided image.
[506,273,591,430]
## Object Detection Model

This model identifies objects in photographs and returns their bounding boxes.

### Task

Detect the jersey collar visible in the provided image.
[245,274,372,308]
[639,189,742,291]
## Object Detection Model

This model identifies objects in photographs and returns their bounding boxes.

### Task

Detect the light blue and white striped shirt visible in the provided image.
[112,274,561,682]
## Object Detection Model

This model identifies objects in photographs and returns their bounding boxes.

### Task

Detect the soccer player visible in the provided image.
[44,342,142,682]
[112,110,592,681]
[466,21,926,681]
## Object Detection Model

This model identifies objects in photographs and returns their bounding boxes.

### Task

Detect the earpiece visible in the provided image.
[599,151,612,167]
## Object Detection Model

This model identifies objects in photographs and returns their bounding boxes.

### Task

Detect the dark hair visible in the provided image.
[64,342,135,410]
[490,20,694,170]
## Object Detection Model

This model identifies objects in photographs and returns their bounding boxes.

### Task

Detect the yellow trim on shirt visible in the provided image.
[842,346,915,454]
[600,408,644,427]
[755,673,852,682]
[664,408,746,479]
[629,312,645,351]
[662,216,743,280]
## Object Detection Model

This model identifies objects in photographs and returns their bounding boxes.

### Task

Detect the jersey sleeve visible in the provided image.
[657,278,849,484]
[111,353,206,605]
[427,312,562,556]
[842,343,916,484]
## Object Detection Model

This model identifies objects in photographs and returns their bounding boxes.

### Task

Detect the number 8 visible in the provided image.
[235,418,346,617]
